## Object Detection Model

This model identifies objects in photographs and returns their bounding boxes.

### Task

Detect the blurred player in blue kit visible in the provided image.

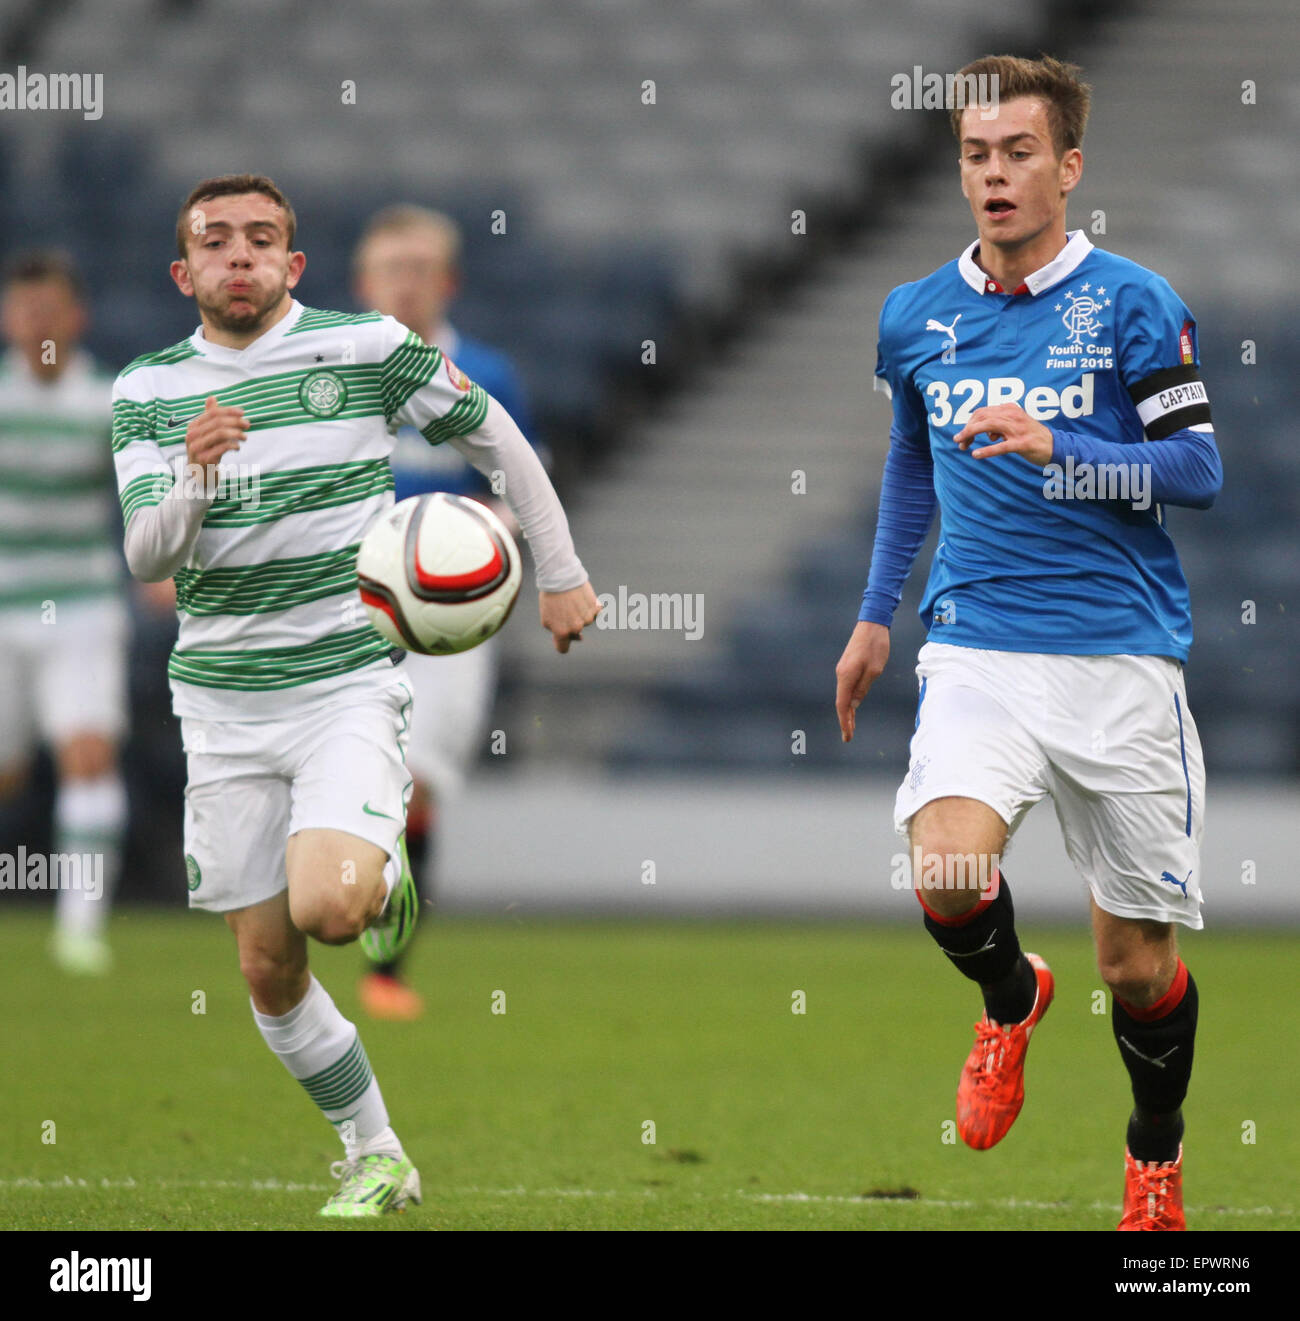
[352,205,541,1020]
[835,56,1221,1230]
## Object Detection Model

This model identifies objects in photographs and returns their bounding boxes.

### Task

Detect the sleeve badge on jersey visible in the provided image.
[444,357,471,392]
[1179,320,1195,366]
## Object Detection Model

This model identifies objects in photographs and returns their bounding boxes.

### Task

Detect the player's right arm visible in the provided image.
[113,379,246,583]
[836,291,938,742]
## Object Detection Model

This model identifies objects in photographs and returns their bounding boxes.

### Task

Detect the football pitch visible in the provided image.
[1,910,1294,1231]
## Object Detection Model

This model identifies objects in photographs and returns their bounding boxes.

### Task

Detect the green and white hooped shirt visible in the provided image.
[1,349,120,615]
[112,300,584,721]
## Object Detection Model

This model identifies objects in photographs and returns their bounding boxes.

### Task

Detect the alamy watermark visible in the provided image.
[596,586,704,641]
[890,66,999,120]
[1043,456,1151,510]
[158,463,262,511]
[0,67,102,120]
[0,848,104,900]
[891,848,1001,896]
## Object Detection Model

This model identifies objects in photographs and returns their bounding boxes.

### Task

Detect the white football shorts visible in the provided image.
[180,667,413,912]
[0,596,128,766]
[894,641,1206,929]
[401,636,497,800]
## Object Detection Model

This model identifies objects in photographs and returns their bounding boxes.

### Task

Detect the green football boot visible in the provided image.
[359,833,418,964]
[319,1151,422,1218]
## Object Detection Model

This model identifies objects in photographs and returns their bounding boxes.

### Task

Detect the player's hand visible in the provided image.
[540,581,601,654]
[954,404,1054,467]
[835,620,890,743]
[185,395,248,483]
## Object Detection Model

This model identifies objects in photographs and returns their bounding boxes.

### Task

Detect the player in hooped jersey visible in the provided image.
[112,175,600,1216]
[835,57,1220,1230]
[0,252,126,975]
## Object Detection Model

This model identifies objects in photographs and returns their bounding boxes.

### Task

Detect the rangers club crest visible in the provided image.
[299,368,348,417]
[1061,288,1104,345]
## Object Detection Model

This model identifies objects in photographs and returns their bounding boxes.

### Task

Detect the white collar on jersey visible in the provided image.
[190,297,306,361]
[958,229,1094,295]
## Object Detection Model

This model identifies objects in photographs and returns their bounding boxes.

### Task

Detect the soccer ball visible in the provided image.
[356,493,522,655]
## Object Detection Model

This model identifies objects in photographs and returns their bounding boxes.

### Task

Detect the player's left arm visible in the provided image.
[381,324,598,652]
[953,275,1222,510]
[446,397,599,653]
[469,352,543,539]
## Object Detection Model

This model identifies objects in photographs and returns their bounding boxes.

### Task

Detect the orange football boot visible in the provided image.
[956,952,1054,1149]
[1119,1145,1185,1230]
[359,972,425,1022]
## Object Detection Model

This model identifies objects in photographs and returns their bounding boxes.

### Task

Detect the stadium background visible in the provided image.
[1,0,1293,920]
[0,0,1296,1238]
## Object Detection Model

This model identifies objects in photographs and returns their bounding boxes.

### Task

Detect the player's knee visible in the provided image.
[1098,950,1173,1008]
[909,832,1000,919]
[917,881,985,919]
[239,942,307,1004]
[289,888,371,946]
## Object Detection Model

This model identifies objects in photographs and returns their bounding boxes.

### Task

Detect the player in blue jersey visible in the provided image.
[351,205,539,1020]
[834,55,1220,1230]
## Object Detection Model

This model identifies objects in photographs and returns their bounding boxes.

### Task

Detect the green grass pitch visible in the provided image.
[0,909,1293,1230]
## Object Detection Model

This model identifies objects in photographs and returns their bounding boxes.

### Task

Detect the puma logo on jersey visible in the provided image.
[925,314,962,341]
[926,372,1095,426]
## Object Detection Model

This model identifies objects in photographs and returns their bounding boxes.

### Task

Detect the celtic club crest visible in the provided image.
[1061,290,1103,346]
[299,368,348,417]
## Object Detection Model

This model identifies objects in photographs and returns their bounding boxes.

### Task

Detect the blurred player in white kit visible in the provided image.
[0,251,126,975]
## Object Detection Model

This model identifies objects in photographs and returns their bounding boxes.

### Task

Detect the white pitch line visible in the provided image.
[0,1177,1286,1218]
[736,1191,1287,1217]
[0,1176,329,1193]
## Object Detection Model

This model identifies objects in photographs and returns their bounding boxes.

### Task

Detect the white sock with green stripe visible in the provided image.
[53,773,125,939]
[252,976,401,1158]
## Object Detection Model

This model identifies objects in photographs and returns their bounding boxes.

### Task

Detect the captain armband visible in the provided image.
[1127,365,1212,441]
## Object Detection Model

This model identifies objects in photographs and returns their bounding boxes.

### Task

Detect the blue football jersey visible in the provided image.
[390,324,536,503]
[863,231,1218,661]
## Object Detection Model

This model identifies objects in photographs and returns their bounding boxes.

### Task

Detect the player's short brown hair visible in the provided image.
[949,54,1091,157]
[175,173,297,258]
[3,248,86,301]
[353,204,462,271]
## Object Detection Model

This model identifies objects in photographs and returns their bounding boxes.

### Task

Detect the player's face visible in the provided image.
[1,279,85,359]
[171,193,304,335]
[354,230,457,336]
[958,96,1081,254]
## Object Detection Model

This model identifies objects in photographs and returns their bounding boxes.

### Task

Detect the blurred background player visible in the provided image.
[352,205,541,1021]
[0,251,127,974]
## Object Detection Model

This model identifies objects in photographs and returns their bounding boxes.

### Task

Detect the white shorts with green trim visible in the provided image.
[180,667,413,912]
[894,641,1206,929]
